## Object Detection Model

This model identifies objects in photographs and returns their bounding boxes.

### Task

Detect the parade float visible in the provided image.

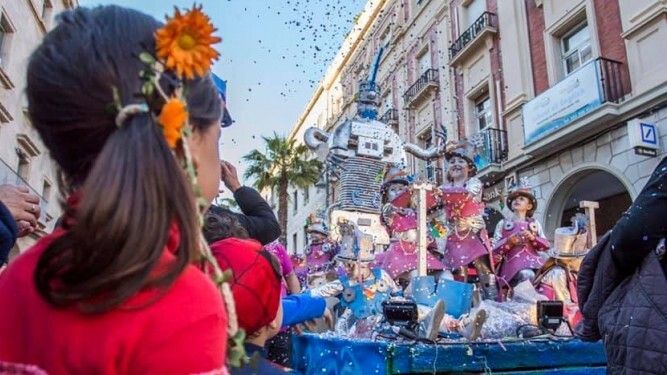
[294,46,606,374]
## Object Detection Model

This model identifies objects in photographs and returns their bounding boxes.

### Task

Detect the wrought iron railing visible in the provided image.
[379,108,399,124]
[595,57,627,103]
[403,68,439,104]
[449,12,497,60]
[473,127,508,171]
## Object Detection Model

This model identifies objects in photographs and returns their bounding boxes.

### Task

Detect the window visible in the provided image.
[474,94,493,131]
[417,50,431,75]
[293,190,298,213]
[464,0,486,29]
[16,150,30,182]
[0,13,15,67]
[303,227,308,248]
[381,92,392,112]
[42,0,53,27]
[422,134,436,181]
[292,233,298,253]
[561,23,592,75]
[379,27,391,48]
[303,187,309,204]
[42,180,51,202]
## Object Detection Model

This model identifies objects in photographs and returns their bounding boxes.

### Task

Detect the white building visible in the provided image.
[0,0,78,256]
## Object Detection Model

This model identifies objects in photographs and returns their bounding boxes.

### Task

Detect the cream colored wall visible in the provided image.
[619,0,667,95]
[618,0,665,32]
[0,0,76,250]
[497,0,534,111]
[542,0,587,29]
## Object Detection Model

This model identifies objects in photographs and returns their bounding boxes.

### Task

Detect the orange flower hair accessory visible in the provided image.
[155,5,221,79]
[158,98,188,148]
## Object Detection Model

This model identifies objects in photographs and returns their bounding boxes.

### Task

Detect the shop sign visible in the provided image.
[483,186,503,202]
[523,61,603,144]
[628,119,660,157]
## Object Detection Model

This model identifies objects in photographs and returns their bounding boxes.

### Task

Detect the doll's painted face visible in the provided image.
[386,182,407,202]
[447,156,470,181]
[342,260,372,282]
[308,231,327,244]
[512,195,533,214]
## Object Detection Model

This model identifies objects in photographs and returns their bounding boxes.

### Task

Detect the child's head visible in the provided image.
[30,6,223,312]
[212,240,283,340]
[203,205,250,243]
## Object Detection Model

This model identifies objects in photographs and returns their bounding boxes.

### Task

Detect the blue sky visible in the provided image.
[78,0,366,195]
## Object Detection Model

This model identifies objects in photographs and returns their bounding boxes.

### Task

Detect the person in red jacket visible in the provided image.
[0,5,229,374]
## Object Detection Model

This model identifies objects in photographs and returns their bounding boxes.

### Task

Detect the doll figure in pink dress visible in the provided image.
[377,165,444,284]
[304,215,338,281]
[439,141,497,300]
[492,182,550,287]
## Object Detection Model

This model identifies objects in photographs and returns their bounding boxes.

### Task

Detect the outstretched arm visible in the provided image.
[221,161,281,245]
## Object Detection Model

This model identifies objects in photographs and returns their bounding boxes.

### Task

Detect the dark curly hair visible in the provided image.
[203,205,250,243]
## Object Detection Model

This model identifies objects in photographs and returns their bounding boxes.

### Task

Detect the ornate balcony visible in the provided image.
[379,108,399,125]
[448,12,498,65]
[471,127,508,183]
[403,69,439,108]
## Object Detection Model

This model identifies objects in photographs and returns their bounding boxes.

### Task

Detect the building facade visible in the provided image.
[0,0,77,256]
[283,0,451,254]
[284,0,667,252]
[459,0,667,240]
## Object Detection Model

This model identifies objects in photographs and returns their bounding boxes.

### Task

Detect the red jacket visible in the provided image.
[0,229,228,375]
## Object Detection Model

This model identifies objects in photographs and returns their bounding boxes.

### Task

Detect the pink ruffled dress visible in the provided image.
[377,206,444,279]
[440,181,491,269]
[493,219,550,283]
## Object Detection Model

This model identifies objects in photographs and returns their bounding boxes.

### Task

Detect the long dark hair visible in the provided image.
[28,6,222,312]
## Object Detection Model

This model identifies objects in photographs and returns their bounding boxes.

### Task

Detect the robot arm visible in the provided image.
[304,127,330,150]
[402,123,447,160]
[403,142,445,161]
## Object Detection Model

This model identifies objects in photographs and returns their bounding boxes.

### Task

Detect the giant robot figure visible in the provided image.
[303,46,446,247]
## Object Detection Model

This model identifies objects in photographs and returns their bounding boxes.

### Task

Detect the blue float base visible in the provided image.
[291,334,606,374]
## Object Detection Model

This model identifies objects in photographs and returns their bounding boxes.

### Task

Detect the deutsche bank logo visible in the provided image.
[640,123,657,145]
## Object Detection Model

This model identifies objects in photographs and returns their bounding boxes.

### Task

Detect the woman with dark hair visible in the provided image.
[0,5,229,374]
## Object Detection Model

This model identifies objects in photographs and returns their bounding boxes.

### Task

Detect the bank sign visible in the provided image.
[523,61,603,145]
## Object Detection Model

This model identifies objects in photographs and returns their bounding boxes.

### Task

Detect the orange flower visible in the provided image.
[155,5,221,79]
[158,98,188,148]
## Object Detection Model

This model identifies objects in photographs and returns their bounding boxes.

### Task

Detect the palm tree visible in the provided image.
[243,133,323,244]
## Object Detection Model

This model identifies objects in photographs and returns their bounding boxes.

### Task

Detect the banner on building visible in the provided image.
[523,61,603,145]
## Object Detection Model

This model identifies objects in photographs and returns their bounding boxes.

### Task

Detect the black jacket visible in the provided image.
[0,201,17,265]
[230,343,299,374]
[578,157,667,374]
[215,186,281,245]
